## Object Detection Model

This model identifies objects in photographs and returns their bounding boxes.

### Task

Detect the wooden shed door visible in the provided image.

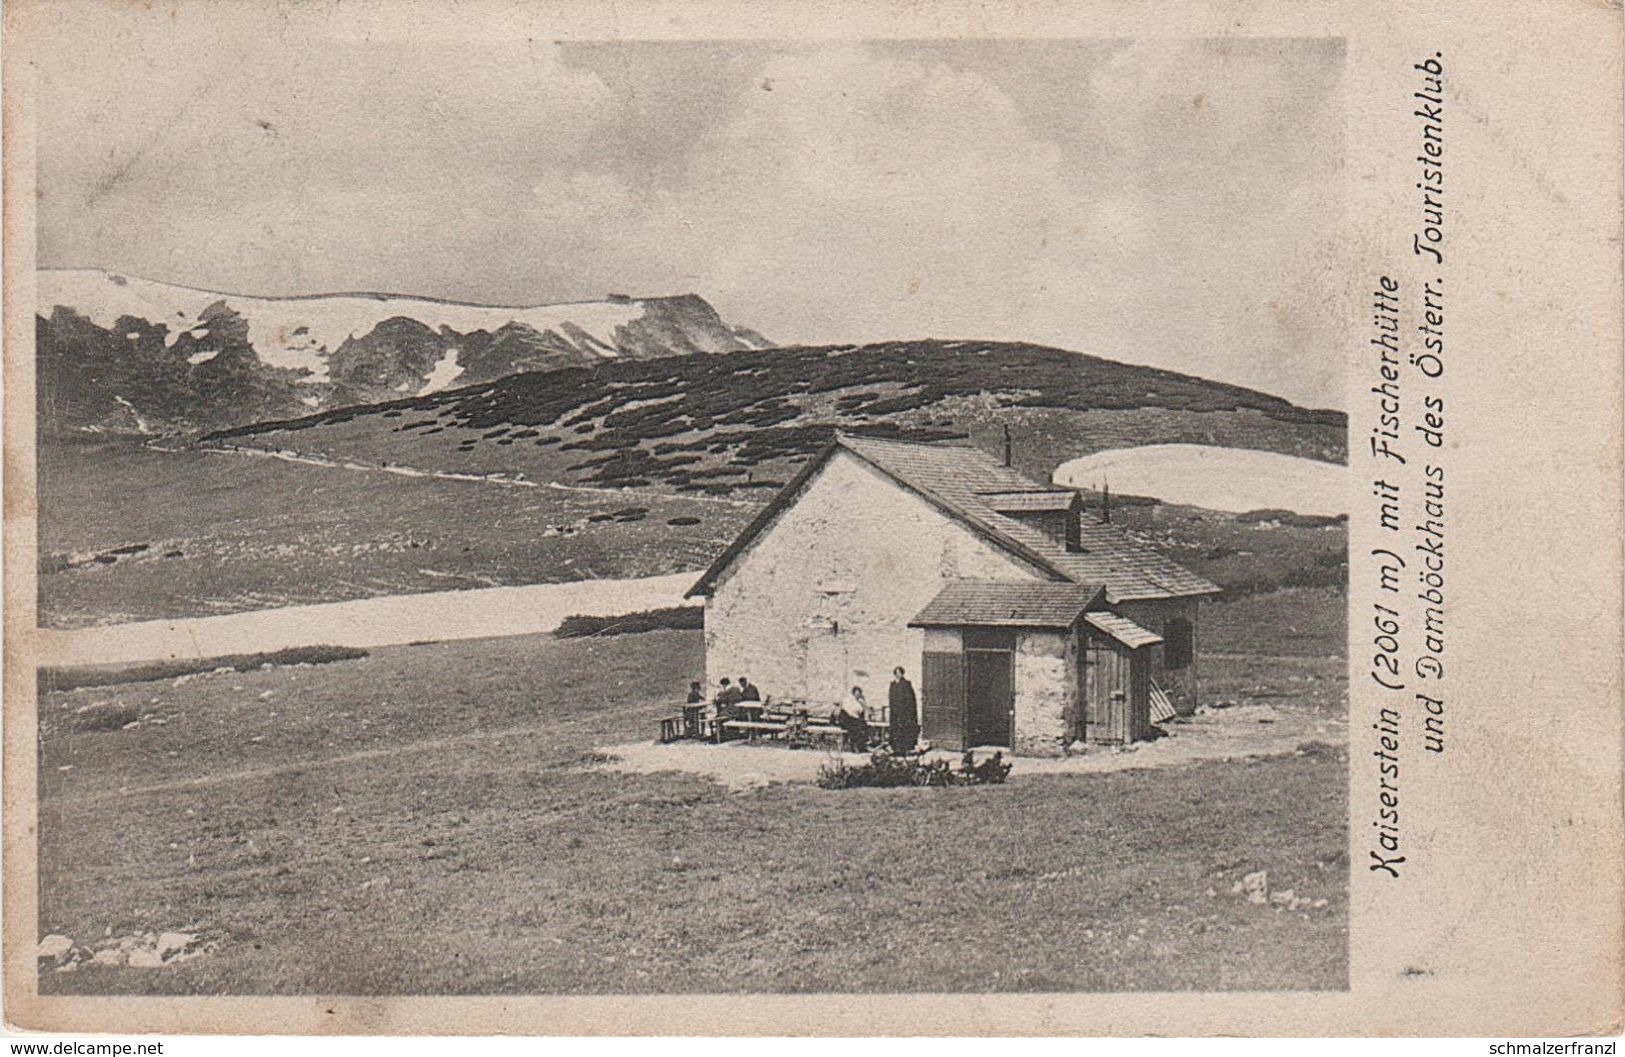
[921,651,966,751]
[1084,636,1110,732]
[965,650,1014,747]
[1084,632,1130,744]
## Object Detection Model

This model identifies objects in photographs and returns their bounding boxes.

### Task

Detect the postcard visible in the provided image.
[3,0,1619,1037]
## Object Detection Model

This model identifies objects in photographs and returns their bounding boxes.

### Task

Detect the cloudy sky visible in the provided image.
[30,5,1345,407]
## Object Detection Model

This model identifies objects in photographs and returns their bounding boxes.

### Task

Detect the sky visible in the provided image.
[28,5,1346,407]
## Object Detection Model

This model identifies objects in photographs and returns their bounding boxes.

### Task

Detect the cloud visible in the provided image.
[33,18,1345,406]
[36,5,616,294]
[1014,39,1347,403]
[624,39,1345,405]
[618,46,1075,344]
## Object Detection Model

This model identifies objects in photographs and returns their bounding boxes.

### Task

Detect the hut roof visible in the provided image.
[685,434,1220,603]
[1084,611,1165,649]
[908,580,1106,629]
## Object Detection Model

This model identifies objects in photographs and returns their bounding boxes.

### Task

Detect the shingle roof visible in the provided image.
[836,435,1220,602]
[686,434,1221,602]
[1085,611,1165,649]
[909,580,1106,629]
[976,489,1079,513]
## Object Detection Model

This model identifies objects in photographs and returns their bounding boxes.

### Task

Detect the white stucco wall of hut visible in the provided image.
[1013,629,1077,757]
[703,449,1047,712]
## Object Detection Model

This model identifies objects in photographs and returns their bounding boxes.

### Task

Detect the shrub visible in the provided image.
[38,552,73,575]
[40,645,369,694]
[553,606,704,638]
[1235,508,1348,529]
[817,751,1012,789]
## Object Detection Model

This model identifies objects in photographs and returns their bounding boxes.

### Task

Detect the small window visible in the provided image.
[1164,618,1193,670]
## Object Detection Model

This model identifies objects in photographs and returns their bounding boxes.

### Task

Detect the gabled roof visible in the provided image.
[686,433,1220,602]
[909,580,1106,629]
[1085,611,1165,649]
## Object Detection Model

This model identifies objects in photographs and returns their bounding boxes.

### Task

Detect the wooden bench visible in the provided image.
[800,723,848,751]
[721,719,789,743]
[657,703,710,743]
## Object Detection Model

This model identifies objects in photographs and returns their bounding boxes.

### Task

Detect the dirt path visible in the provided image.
[35,572,698,667]
[47,698,1344,807]
[43,722,568,808]
[186,443,759,507]
[595,701,1348,792]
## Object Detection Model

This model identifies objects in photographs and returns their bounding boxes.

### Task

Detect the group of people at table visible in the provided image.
[685,668,921,754]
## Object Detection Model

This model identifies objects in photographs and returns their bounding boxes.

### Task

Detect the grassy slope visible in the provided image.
[1100,498,1348,607]
[38,439,754,628]
[37,453,1344,631]
[39,624,1345,995]
[40,341,1347,627]
[208,340,1346,494]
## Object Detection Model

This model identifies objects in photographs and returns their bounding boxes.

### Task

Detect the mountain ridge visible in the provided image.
[36,269,773,433]
[203,338,1347,503]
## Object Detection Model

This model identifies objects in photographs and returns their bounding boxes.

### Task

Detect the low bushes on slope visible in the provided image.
[40,644,369,693]
[554,606,704,638]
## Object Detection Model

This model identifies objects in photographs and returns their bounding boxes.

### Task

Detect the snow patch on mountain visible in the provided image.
[36,268,779,433]
[418,348,465,395]
[36,269,659,380]
[1052,444,1346,516]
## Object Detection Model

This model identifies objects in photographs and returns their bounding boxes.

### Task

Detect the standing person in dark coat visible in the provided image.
[888,667,920,754]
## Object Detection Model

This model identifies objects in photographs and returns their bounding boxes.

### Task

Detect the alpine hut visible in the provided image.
[685,434,1219,756]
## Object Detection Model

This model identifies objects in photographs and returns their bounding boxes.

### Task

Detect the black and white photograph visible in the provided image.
[5,0,1620,1041]
[25,21,1351,997]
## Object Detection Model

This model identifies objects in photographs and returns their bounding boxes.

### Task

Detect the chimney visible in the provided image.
[1002,424,1012,467]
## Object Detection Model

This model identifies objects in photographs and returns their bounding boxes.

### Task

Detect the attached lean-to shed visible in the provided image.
[1082,612,1164,745]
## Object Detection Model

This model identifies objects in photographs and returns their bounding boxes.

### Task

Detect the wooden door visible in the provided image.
[1084,632,1131,744]
[965,649,1014,748]
[1084,635,1110,735]
[921,651,966,750]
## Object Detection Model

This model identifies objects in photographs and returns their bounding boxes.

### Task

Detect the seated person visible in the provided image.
[713,677,744,721]
[686,680,705,704]
[738,676,762,703]
[834,686,870,753]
